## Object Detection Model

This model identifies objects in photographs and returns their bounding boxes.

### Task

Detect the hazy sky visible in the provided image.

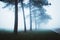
[0,0,60,33]
[47,0,60,33]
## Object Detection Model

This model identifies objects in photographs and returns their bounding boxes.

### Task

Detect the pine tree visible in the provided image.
[29,0,32,31]
[21,0,27,32]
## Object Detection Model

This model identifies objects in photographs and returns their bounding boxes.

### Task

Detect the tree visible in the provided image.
[0,0,17,34]
[0,0,18,34]
[0,0,27,33]
[20,0,27,32]
[29,0,32,31]
[14,0,18,34]
[29,0,51,30]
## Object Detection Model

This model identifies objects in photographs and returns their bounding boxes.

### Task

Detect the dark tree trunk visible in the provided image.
[21,1,26,32]
[14,0,18,34]
[29,0,32,31]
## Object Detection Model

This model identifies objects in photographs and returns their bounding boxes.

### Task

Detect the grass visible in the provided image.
[0,30,60,40]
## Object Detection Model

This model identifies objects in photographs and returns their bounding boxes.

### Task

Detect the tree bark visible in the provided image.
[21,1,26,32]
[14,0,18,34]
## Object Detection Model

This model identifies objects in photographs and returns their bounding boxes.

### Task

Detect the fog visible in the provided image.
[0,0,60,33]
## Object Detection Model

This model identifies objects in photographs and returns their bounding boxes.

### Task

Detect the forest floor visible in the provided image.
[0,30,60,40]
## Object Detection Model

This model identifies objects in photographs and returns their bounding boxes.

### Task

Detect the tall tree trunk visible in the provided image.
[21,1,26,32]
[14,0,18,34]
[29,0,32,31]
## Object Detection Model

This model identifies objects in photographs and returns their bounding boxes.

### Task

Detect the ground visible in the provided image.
[0,30,60,40]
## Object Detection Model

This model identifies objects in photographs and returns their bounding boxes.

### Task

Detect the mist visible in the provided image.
[0,0,60,34]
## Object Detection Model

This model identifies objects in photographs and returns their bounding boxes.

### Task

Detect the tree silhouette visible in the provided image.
[0,0,51,32]
[21,0,27,32]
[0,0,18,34]
[25,0,51,30]
[31,0,51,30]
[0,0,27,33]
[14,0,18,34]
[29,0,32,31]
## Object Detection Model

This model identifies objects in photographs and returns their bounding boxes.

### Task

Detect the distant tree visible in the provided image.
[32,7,51,30]
[29,0,32,31]
[29,0,51,30]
